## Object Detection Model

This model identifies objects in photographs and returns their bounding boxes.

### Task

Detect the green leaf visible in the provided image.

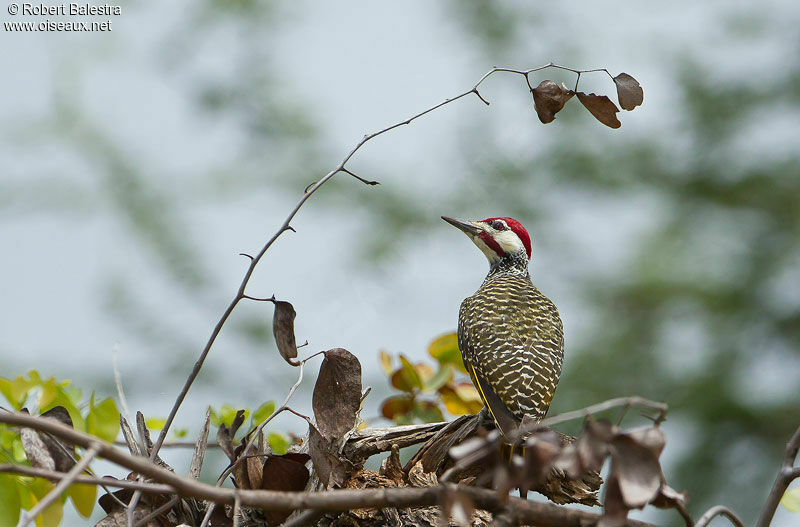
[380,395,415,421]
[172,428,188,438]
[66,483,96,518]
[42,387,85,432]
[145,417,166,430]
[412,400,445,423]
[0,474,21,526]
[86,396,120,442]
[782,488,800,512]
[391,355,423,393]
[268,432,290,455]
[211,405,249,428]
[427,333,467,373]
[29,478,63,527]
[423,364,453,392]
[251,401,276,427]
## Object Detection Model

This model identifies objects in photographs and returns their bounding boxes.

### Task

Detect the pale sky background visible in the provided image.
[1,1,798,525]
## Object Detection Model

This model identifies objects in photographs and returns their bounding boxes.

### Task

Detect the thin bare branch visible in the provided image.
[0,464,174,494]
[113,345,132,422]
[242,294,277,303]
[757,422,800,527]
[189,408,212,480]
[233,492,241,527]
[696,505,745,527]
[20,443,101,526]
[339,167,379,186]
[519,396,668,439]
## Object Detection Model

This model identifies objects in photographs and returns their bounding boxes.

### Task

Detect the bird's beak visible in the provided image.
[441,216,483,236]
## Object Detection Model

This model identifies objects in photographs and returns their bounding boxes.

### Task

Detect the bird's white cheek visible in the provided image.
[495,231,524,253]
[472,235,501,261]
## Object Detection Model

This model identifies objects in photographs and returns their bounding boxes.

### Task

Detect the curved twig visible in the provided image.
[757,423,800,527]
[696,505,745,527]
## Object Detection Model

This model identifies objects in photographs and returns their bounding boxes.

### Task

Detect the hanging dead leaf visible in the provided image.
[312,348,362,441]
[532,80,575,124]
[613,73,644,111]
[576,92,621,129]
[273,300,300,366]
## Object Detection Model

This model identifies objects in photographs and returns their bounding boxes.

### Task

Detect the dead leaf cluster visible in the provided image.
[531,72,643,128]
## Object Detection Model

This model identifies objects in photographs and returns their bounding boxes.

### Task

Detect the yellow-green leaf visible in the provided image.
[0,474,21,526]
[86,396,119,442]
[424,365,453,392]
[439,384,484,415]
[173,428,188,438]
[29,479,63,527]
[398,355,423,390]
[268,432,290,455]
[379,350,393,376]
[428,333,467,373]
[211,405,249,428]
[145,417,166,430]
[252,401,276,427]
[782,488,800,512]
[67,483,96,518]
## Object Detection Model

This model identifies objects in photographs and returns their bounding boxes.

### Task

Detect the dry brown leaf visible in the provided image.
[20,406,77,472]
[312,348,362,441]
[261,453,311,525]
[576,92,621,128]
[532,80,575,123]
[613,73,644,111]
[308,424,353,488]
[273,300,300,366]
[609,433,663,509]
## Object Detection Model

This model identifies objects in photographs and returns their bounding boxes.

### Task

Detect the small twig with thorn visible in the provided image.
[339,167,379,186]
[242,294,277,303]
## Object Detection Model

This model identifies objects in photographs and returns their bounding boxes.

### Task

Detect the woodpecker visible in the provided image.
[442,216,564,440]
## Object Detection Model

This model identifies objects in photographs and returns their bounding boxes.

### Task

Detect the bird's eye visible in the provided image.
[491,220,506,230]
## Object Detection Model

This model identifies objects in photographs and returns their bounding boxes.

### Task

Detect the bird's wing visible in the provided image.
[458,296,521,437]
[458,289,564,429]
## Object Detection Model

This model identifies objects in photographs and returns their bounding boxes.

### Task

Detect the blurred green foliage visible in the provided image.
[0,371,119,525]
